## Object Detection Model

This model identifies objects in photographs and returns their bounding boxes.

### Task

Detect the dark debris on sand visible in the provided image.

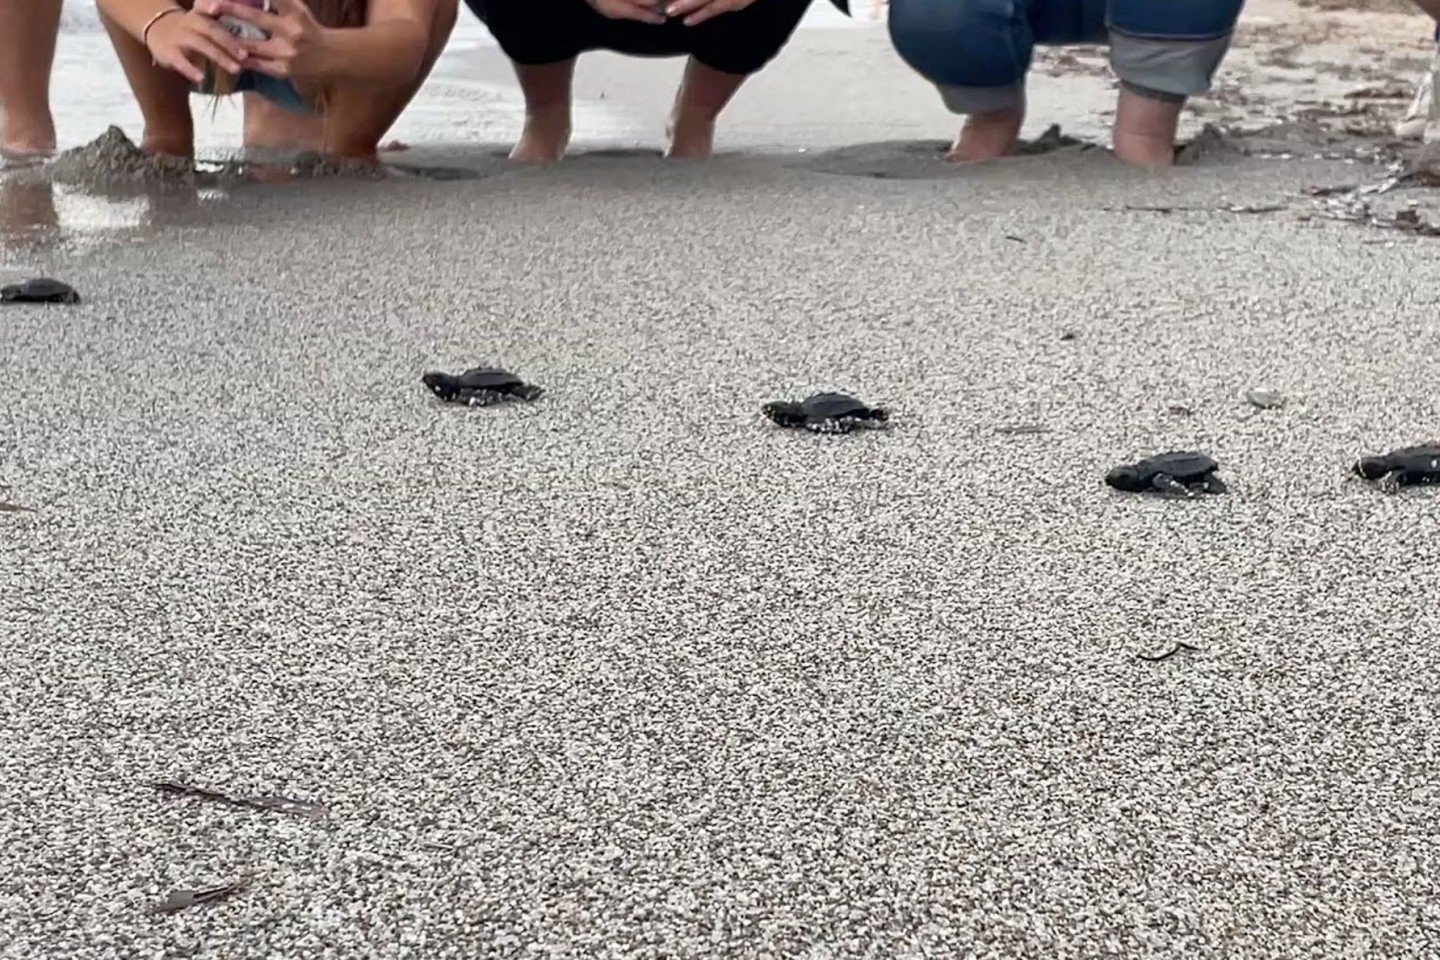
[151,780,331,822]
[151,878,251,916]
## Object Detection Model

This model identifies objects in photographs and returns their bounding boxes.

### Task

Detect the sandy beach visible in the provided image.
[4,1,1440,958]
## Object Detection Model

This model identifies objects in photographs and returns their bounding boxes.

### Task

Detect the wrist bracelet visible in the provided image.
[141,6,184,54]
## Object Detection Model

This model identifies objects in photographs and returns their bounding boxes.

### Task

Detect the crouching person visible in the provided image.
[883,0,1245,166]
[96,0,457,160]
[468,0,815,161]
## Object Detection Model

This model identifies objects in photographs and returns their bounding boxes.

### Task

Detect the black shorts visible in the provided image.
[466,0,814,76]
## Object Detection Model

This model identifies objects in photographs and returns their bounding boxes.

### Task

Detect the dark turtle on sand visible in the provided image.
[1352,444,1440,491]
[762,392,889,434]
[421,367,543,406]
[2,278,80,305]
[1105,451,1228,497]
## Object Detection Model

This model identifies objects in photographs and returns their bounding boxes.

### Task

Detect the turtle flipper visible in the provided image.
[807,418,853,435]
[1151,473,1194,497]
[461,389,506,407]
[1204,475,1229,495]
[512,384,545,402]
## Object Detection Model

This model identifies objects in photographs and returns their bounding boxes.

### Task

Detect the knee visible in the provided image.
[887,0,1031,89]
[689,0,811,75]
[466,0,577,65]
[1108,0,1242,100]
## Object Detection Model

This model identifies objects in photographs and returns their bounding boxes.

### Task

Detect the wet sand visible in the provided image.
[4,2,1440,959]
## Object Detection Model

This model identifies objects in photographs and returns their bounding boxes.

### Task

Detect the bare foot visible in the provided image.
[510,107,570,162]
[945,107,1024,162]
[1112,87,1181,167]
[665,114,715,159]
[509,61,576,163]
[0,117,57,158]
[665,58,745,160]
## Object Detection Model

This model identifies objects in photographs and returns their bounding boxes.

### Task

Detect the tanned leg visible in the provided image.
[320,0,459,160]
[98,6,195,156]
[946,101,1026,162]
[243,91,324,151]
[1112,86,1181,167]
[504,59,576,162]
[0,0,63,156]
[666,57,748,159]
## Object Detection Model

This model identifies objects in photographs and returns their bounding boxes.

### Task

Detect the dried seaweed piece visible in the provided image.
[151,878,250,916]
[1344,85,1409,100]
[0,502,35,513]
[242,795,331,821]
[995,424,1048,435]
[1136,642,1199,662]
[1109,203,1284,215]
[150,780,331,821]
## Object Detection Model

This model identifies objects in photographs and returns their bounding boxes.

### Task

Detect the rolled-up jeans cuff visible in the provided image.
[1110,30,1233,99]
[1121,80,1186,104]
[937,80,1025,115]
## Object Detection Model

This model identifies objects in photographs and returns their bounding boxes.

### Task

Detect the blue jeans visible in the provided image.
[887,0,1245,114]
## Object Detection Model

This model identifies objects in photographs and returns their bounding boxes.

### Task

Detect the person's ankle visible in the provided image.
[666,108,716,159]
[947,107,1024,161]
[140,128,195,158]
[1113,87,1181,167]
[320,141,380,164]
[0,112,58,156]
[512,104,570,162]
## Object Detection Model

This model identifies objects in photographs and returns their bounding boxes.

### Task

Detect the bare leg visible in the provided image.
[1112,86,1181,166]
[666,57,747,159]
[0,0,62,156]
[243,92,324,151]
[318,0,457,160]
[946,102,1026,162]
[98,6,195,156]
[506,60,575,163]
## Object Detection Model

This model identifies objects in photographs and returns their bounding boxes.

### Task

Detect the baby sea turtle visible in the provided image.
[1105,451,1228,497]
[1352,444,1440,491]
[2,278,80,305]
[421,367,543,406]
[762,392,889,434]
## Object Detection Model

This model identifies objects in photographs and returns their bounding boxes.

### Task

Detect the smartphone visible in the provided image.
[193,0,270,96]
[215,0,271,42]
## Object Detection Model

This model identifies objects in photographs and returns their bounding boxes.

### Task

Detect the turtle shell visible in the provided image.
[1387,445,1440,475]
[800,392,871,420]
[454,367,524,390]
[1135,451,1218,482]
[2,277,81,304]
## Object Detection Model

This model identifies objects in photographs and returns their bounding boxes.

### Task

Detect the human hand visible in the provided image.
[201,0,325,80]
[144,8,249,85]
[583,0,668,25]
[661,0,757,27]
